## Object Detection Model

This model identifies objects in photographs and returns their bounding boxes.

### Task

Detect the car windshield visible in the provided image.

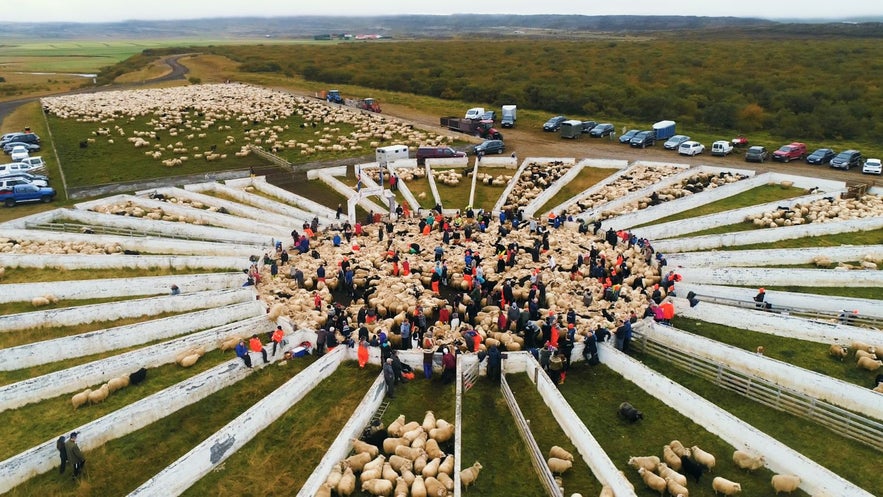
[834,152,851,159]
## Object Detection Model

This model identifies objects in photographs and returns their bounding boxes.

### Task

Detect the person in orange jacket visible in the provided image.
[271,325,285,356]
[249,334,269,364]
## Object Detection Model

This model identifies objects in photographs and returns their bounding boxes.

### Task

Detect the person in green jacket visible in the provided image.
[66,432,86,479]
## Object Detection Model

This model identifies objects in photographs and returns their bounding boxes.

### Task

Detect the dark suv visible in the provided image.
[744,146,769,163]
[542,116,567,132]
[629,130,656,148]
[829,150,862,170]
[0,133,39,148]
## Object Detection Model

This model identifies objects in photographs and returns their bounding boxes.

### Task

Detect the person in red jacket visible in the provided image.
[271,325,285,356]
[249,334,269,364]
[441,348,457,384]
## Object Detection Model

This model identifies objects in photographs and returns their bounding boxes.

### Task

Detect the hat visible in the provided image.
[568,323,575,329]
[70,432,79,438]
[758,288,765,292]
[329,327,335,331]
[386,358,392,363]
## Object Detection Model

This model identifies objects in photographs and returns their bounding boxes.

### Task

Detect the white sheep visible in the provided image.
[547,457,573,475]
[361,478,393,496]
[422,410,436,431]
[662,444,682,470]
[411,475,427,497]
[771,474,800,494]
[857,356,883,371]
[668,440,688,457]
[855,349,878,362]
[107,376,128,394]
[180,353,200,367]
[315,482,333,497]
[424,476,447,497]
[828,344,848,361]
[689,445,716,470]
[394,476,409,497]
[712,476,742,495]
[71,388,92,409]
[732,450,765,471]
[628,455,660,472]
[638,467,666,496]
[87,383,110,404]
[459,461,482,489]
[31,296,51,307]
[353,438,380,458]
[851,341,875,354]
[345,451,372,472]
[657,462,687,487]
[421,457,440,478]
[337,466,356,496]
[549,445,574,461]
[665,476,689,497]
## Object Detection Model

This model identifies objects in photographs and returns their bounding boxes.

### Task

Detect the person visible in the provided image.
[486,344,502,381]
[235,339,252,368]
[336,203,343,219]
[169,284,180,295]
[383,358,396,398]
[753,288,768,309]
[249,334,269,364]
[582,329,600,365]
[615,319,633,353]
[391,350,406,384]
[358,338,370,368]
[400,320,411,350]
[441,348,456,384]
[549,350,565,385]
[66,432,86,480]
[57,435,68,474]
[422,342,435,379]
[271,325,285,356]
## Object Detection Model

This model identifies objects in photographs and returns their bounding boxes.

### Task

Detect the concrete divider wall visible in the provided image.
[1,301,264,370]
[549,160,631,219]
[0,207,64,230]
[667,245,883,269]
[426,162,442,208]
[308,165,346,180]
[678,266,883,287]
[675,299,883,346]
[676,283,883,318]
[504,352,637,496]
[477,156,517,166]
[493,157,576,214]
[297,375,386,496]
[0,228,265,258]
[653,216,883,253]
[0,253,244,271]
[315,171,387,215]
[639,190,842,240]
[248,177,338,220]
[0,272,243,304]
[197,182,337,227]
[58,208,278,246]
[390,164,420,212]
[643,321,883,419]
[0,315,269,412]
[522,158,589,219]
[604,171,771,231]
[129,347,347,497]
[602,337,874,497]
[75,194,293,240]
[0,288,254,332]
[426,157,469,168]
[768,172,847,192]
[0,359,253,495]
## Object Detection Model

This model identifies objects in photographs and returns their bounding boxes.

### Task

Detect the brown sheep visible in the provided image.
[547,457,573,475]
[337,466,356,496]
[689,445,716,470]
[663,444,682,470]
[828,344,848,361]
[855,349,878,362]
[628,455,660,472]
[361,478,393,496]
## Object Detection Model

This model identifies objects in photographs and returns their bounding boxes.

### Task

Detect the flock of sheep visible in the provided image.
[317,411,475,496]
[745,194,883,229]
[564,165,682,216]
[41,83,456,169]
[502,160,574,211]
[830,342,883,386]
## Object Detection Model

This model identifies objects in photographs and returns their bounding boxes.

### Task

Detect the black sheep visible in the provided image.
[875,373,883,388]
[129,367,148,385]
[617,401,643,423]
[680,455,706,482]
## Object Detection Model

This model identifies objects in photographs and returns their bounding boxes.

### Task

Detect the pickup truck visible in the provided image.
[1,183,56,207]
[772,142,807,163]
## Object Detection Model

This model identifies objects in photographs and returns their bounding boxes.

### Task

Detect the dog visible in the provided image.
[617,401,643,423]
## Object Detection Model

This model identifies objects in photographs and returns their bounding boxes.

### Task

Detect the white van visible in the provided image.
[464,107,485,120]
[711,141,734,156]
[375,145,409,166]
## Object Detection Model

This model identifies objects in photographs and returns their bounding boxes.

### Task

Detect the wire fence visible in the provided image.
[693,294,882,329]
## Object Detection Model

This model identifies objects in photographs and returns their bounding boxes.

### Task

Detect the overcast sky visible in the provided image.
[1,0,879,23]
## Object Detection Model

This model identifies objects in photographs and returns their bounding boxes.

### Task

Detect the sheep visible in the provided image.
[771,474,801,494]
[31,296,51,307]
[599,486,614,497]
[394,477,409,497]
[337,466,356,496]
[732,450,765,471]
[395,444,424,461]
[712,476,742,495]
[345,451,373,472]
[628,455,660,472]
[657,462,687,487]
[383,437,411,454]
[669,440,688,457]
[315,483,333,497]
[107,376,128,394]
[87,383,110,404]
[325,461,344,488]
[438,454,454,476]
[411,475,427,497]
[363,454,387,474]
[353,438,380,458]
[851,341,875,354]
[873,382,883,393]
[360,467,383,483]
[180,353,200,367]
[858,356,883,371]
[424,476,448,497]
[549,445,574,461]
[547,457,573,475]
[680,455,705,483]
[71,388,92,409]
[665,476,690,497]
[362,478,394,496]
[638,467,666,496]
[382,462,399,484]
[618,401,643,422]
[460,461,482,489]
[662,444,682,470]
[421,457,441,478]
[422,410,437,431]
[429,423,454,443]
[855,349,878,362]
[387,414,406,436]
[389,455,413,473]
[689,445,716,470]
[828,344,848,361]
[129,367,148,385]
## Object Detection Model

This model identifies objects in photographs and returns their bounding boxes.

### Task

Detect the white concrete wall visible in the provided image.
[503,352,637,496]
[767,172,848,192]
[390,164,420,212]
[603,170,770,231]
[676,283,883,318]
[477,156,517,167]
[522,158,589,218]
[0,228,265,258]
[297,375,386,496]
[0,288,254,333]
[0,253,244,271]
[0,358,255,495]
[639,190,842,240]
[642,321,883,419]
[57,208,278,246]
[667,245,883,269]
[603,337,874,497]
[675,300,883,346]
[0,272,243,304]
[653,216,883,253]
[129,347,347,497]
[548,160,629,218]
[247,177,338,220]
[494,157,576,214]
[0,315,270,412]
[426,157,469,168]
[426,162,442,209]
[0,206,62,229]
[1,301,264,370]
[678,266,883,287]
[315,170,387,215]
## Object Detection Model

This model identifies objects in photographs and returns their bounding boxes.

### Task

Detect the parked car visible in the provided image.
[861,158,881,175]
[416,146,466,165]
[589,123,615,138]
[618,129,639,144]
[678,141,705,156]
[629,130,656,148]
[2,141,40,154]
[0,183,56,207]
[580,120,598,133]
[830,149,862,170]
[542,116,567,132]
[771,142,807,162]
[10,146,29,162]
[744,146,769,163]
[0,173,48,187]
[0,132,39,147]
[663,134,690,150]
[711,140,734,156]
[473,139,505,156]
[0,161,44,176]
[806,148,836,165]
[464,107,485,120]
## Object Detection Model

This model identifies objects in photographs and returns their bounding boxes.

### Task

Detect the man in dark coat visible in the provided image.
[486,344,502,381]
[383,359,396,398]
[66,432,86,479]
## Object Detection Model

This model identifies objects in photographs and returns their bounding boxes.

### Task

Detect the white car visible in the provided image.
[678,140,705,156]
[711,140,734,156]
[862,158,882,175]
[10,146,29,162]
[664,134,690,150]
